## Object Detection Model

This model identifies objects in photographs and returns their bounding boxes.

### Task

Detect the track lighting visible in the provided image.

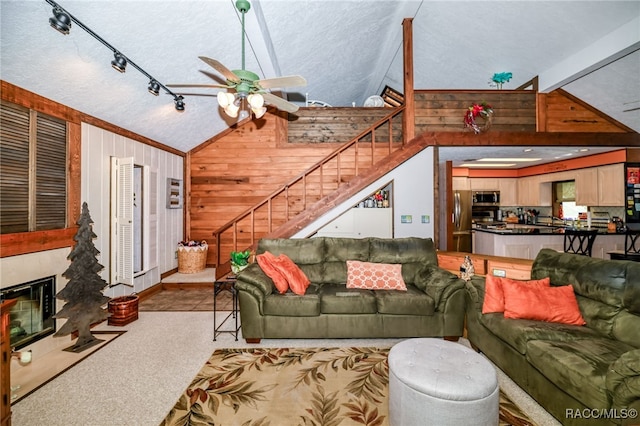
[111,53,127,73]
[148,80,160,96]
[174,95,185,111]
[45,0,183,111]
[49,7,71,34]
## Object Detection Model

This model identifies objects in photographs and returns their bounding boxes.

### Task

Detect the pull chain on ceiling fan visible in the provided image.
[167,0,306,120]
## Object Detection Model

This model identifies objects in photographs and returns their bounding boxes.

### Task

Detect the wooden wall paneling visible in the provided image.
[543,90,630,133]
[413,91,537,134]
[402,17,415,143]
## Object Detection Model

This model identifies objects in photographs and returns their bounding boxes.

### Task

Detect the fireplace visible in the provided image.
[0,276,56,349]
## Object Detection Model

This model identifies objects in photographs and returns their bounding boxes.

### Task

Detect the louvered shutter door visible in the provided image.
[0,102,30,233]
[110,157,134,286]
[35,114,67,230]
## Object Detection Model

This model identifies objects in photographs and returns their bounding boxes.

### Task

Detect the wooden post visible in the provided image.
[402,18,415,144]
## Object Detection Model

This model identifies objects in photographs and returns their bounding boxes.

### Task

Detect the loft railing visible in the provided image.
[213,106,405,278]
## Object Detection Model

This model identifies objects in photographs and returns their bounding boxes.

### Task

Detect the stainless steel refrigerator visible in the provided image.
[452,190,472,252]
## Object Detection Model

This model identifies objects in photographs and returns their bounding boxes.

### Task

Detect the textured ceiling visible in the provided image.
[1,0,638,163]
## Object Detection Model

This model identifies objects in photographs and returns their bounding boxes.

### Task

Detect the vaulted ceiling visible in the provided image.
[1,1,639,156]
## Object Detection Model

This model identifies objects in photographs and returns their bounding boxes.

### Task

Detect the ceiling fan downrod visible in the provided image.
[236,0,251,71]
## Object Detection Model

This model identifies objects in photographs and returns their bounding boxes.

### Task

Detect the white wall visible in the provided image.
[81,123,184,298]
[294,147,435,239]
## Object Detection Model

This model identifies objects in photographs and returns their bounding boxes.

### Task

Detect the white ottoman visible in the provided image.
[388,338,499,426]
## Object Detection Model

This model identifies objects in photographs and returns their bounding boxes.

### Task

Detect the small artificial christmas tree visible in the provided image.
[54,202,111,352]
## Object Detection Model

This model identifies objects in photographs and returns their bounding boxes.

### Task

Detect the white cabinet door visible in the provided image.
[354,208,393,238]
[316,208,392,238]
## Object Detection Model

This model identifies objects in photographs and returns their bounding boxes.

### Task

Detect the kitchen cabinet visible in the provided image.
[516,176,551,207]
[469,178,499,191]
[498,178,518,206]
[575,168,598,206]
[316,208,392,238]
[597,163,625,206]
[452,177,470,191]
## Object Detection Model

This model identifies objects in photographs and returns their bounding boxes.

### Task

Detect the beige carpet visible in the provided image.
[161,346,537,426]
[10,312,561,426]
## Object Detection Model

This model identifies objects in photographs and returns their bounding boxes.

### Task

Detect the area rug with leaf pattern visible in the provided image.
[160,347,537,426]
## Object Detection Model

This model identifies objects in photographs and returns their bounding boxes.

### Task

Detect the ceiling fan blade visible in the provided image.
[623,107,640,112]
[166,83,231,89]
[198,56,240,83]
[262,93,299,113]
[256,75,307,90]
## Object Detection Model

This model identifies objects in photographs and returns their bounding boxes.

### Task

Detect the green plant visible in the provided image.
[231,249,251,273]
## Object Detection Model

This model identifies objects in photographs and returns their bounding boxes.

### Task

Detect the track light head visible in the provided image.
[49,7,71,35]
[111,53,127,73]
[148,80,160,96]
[174,96,185,111]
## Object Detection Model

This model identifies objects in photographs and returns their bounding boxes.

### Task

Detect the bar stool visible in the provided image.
[609,229,640,262]
[563,229,598,257]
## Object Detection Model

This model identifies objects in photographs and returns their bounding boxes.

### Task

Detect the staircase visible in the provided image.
[212,105,430,278]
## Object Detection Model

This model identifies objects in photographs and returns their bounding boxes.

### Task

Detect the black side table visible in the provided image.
[213,276,240,341]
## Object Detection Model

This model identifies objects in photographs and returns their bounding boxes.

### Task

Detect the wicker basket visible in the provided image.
[178,241,208,273]
[108,295,139,326]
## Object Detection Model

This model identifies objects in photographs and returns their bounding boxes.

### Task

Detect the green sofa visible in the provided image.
[465,248,640,426]
[235,237,466,343]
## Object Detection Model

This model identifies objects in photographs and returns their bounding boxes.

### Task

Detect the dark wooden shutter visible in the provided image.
[0,101,67,234]
[35,114,67,230]
[0,102,30,233]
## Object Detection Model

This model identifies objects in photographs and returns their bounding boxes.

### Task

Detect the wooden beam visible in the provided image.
[402,18,415,143]
[419,131,639,147]
[0,227,77,257]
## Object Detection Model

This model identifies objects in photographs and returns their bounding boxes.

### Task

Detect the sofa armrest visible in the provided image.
[414,264,465,311]
[235,263,274,297]
[464,277,486,312]
[606,349,640,410]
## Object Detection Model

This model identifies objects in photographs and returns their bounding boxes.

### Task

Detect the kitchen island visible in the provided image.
[474,226,625,260]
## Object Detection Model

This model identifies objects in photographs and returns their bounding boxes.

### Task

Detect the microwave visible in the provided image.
[472,191,500,206]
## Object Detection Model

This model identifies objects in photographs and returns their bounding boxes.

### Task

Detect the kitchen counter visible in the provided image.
[474,226,622,236]
[473,226,625,260]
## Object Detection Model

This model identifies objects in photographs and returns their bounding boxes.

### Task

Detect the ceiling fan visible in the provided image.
[167,0,306,119]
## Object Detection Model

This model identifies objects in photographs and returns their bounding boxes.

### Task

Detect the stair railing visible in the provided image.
[213,106,405,277]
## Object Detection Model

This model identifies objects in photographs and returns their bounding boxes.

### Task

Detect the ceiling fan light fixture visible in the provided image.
[148,80,160,96]
[111,53,127,73]
[247,93,264,109]
[217,91,235,108]
[252,106,267,119]
[174,95,185,111]
[49,7,71,34]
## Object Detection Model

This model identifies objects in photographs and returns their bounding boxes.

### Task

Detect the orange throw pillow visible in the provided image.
[271,254,311,296]
[482,275,550,314]
[346,261,407,291]
[256,251,289,294]
[502,281,586,325]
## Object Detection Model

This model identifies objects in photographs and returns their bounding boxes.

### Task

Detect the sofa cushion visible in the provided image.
[502,282,586,325]
[479,313,600,354]
[323,237,370,284]
[318,284,377,314]
[526,338,636,409]
[375,285,435,315]
[482,275,550,314]
[263,285,321,317]
[368,237,437,284]
[346,260,407,291]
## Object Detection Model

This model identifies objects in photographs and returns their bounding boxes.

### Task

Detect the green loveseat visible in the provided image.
[465,248,640,426]
[235,237,466,343]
